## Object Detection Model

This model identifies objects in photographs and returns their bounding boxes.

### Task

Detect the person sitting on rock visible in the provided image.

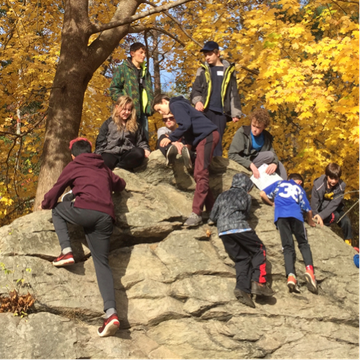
[157,112,194,170]
[208,173,274,308]
[228,108,287,180]
[260,173,317,294]
[95,95,150,171]
[40,138,126,338]
[311,163,353,246]
[153,94,219,227]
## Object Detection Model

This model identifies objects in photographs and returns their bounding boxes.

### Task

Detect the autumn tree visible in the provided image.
[164,0,359,193]
[1,0,358,223]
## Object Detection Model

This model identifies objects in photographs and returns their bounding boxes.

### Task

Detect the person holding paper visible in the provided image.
[228,108,287,180]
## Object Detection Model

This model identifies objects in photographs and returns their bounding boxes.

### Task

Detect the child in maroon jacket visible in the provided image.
[40,138,126,338]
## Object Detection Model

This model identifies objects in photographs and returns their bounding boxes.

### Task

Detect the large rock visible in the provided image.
[0,151,358,359]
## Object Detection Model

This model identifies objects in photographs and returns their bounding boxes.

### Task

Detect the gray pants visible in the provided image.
[252,151,287,180]
[52,202,116,311]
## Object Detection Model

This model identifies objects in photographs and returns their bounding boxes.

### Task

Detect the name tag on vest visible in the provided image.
[217,71,224,76]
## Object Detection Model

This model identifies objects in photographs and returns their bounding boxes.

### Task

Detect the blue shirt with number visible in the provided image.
[263,179,311,223]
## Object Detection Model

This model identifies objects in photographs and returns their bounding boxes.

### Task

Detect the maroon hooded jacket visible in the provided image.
[41,153,126,220]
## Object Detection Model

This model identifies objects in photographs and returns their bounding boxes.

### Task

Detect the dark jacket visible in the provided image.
[228,125,279,168]
[209,173,254,233]
[190,60,242,119]
[109,58,154,118]
[41,153,126,221]
[311,174,346,220]
[94,117,150,156]
[168,96,218,147]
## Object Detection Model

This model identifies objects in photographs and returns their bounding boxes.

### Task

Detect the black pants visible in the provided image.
[101,147,145,170]
[52,202,116,312]
[204,109,230,157]
[277,217,313,277]
[220,230,267,293]
[323,210,352,240]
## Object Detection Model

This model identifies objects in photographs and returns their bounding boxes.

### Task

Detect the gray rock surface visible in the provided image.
[0,151,358,359]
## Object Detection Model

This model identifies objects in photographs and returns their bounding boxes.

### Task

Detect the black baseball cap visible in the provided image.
[200,41,219,52]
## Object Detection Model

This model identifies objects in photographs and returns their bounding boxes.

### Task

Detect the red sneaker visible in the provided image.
[287,274,300,293]
[52,252,75,267]
[305,268,318,294]
[97,314,120,337]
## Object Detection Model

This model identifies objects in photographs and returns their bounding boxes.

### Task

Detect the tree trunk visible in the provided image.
[152,30,162,96]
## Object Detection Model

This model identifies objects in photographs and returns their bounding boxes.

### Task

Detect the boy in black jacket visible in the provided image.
[153,94,219,227]
[40,138,126,337]
[191,41,242,156]
[209,173,274,308]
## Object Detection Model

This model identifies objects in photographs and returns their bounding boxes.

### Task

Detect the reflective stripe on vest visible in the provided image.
[202,64,212,109]
[141,64,148,113]
[221,65,234,107]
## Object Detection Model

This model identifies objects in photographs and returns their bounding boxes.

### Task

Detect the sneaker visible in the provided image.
[97,314,120,337]
[345,239,352,246]
[234,288,255,308]
[165,144,178,167]
[181,146,192,170]
[184,212,203,227]
[305,268,318,294]
[251,281,275,297]
[287,273,300,293]
[52,252,75,267]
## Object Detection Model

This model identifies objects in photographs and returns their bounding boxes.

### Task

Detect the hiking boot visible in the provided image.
[251,281,275,297]
[287,273,300,293]
[181,146,193,170]
[305,268,318,294]
[97,314,120,337]
[165,144,178,167]
[52,252,75,267]
[234,288,255,308]
[184,212,203,227]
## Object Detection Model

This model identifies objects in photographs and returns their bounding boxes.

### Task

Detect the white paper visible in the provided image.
[250,164,283,190]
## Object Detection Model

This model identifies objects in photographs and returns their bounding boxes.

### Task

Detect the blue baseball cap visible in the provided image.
[200,41,219,52]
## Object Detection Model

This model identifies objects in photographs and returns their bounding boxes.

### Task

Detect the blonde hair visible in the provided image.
[112,96,138,133]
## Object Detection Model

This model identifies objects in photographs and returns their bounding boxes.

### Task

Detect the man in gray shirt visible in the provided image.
[157,113,193,169]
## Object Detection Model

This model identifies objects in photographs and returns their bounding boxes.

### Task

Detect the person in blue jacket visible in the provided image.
[153,94,219,227]
[260,173,317,294]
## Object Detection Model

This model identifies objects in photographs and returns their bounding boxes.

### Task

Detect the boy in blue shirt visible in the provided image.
[260,173,317,294]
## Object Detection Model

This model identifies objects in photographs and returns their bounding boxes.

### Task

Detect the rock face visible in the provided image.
[0,151,358,359]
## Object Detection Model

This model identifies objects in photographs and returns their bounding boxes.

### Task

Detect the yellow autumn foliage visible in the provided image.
[0,0,358,226]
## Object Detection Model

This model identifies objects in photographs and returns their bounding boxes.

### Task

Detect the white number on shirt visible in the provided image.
[278,183,301,203]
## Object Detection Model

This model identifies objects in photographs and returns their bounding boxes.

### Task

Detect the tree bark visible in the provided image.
[152,30,162,96]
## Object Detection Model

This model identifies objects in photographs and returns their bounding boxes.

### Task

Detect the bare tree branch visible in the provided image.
[0,113,46,139]
[89,0,194,34]
[334,0,358,3]
[129,25,186,47]
[240,66,259,75]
